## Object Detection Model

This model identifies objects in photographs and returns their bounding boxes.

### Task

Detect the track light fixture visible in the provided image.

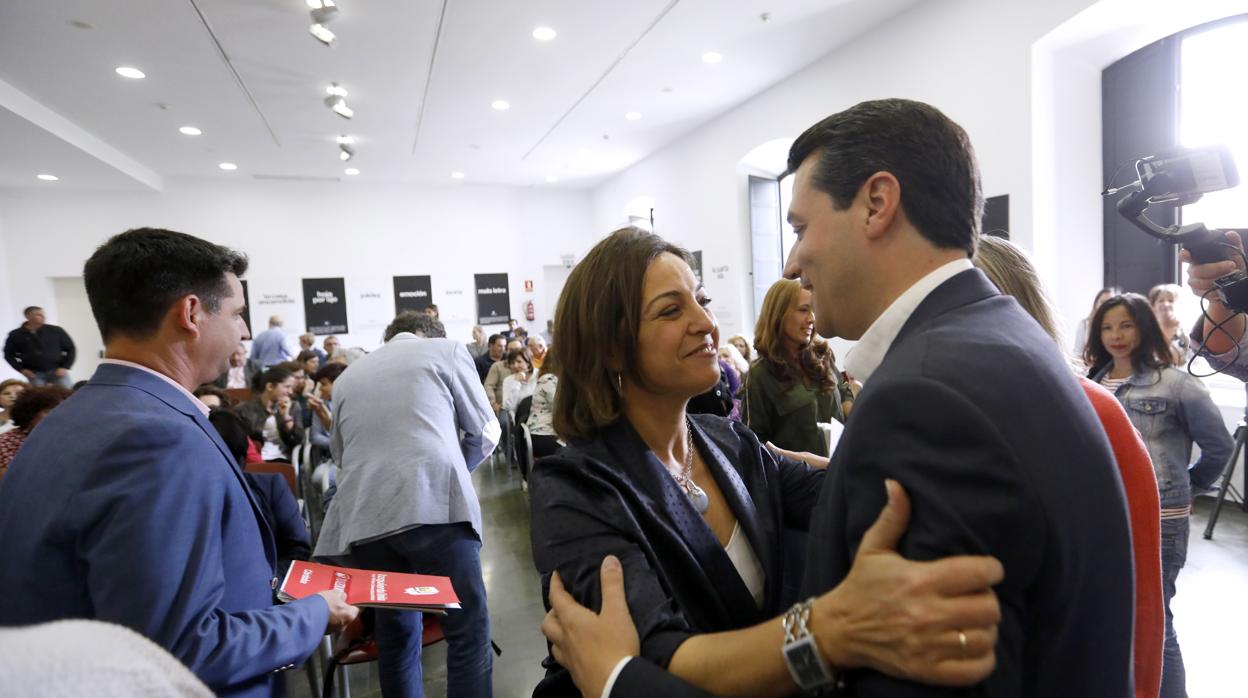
[324,83,353,119]
[308,0,338,46]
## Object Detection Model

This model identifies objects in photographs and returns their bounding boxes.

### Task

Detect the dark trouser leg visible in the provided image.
[1159,516,1189,698]
[350,538,426,698]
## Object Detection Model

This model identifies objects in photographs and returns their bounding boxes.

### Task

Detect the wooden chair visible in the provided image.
[224,387,254,404]
[243,461,296,495]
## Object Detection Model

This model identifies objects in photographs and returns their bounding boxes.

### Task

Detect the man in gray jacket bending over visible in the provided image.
[315,311,500,698]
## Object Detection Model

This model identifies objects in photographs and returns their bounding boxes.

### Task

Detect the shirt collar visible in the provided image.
[99,359,211,417]
[844,258,974,385]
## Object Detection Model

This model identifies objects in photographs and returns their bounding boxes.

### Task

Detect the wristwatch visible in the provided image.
[782,598,843,695]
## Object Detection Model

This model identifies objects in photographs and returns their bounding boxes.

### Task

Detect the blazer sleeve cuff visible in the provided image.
[601,657,633,698]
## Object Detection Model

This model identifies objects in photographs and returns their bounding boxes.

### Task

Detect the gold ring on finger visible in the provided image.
[957,630,968,652]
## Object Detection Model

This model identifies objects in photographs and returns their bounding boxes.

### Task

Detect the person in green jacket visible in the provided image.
[744,279,852,457]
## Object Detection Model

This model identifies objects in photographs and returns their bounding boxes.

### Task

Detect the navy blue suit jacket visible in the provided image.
[529,414,824,696]
[0,363,328,697]
[245,471,312,576]
[802,269,1134,696]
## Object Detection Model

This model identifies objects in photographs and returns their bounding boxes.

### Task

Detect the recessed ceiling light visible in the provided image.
[326,84,349,98]
[115,66,146,79]
[36,174,58,181]
[532,26,557,41]
[545,175,558,183]
[451,171,465,180]
[309,23,336,46]
[491,100,511,111]
[625,111,642,121]
[218,162,238,171]
[701,51,723,64]
[306,0,336,8]
[344,167,360,176]
[337,134,355,145]
[179,126,202,136]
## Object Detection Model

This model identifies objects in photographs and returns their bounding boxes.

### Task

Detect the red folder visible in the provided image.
[278,561,461,614]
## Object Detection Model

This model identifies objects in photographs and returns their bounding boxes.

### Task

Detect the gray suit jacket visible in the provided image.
[314,334,499,557]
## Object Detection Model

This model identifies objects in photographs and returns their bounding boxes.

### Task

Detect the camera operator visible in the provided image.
[1182,230,1248,378]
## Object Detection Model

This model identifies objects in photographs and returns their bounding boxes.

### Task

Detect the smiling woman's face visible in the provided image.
[626,252,721,401]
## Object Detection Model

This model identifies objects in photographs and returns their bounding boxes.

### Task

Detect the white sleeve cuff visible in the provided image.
[601,656,633,698]
[482,417,502,451]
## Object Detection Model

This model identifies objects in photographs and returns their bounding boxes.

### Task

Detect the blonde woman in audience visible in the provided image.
[727,335,752,363]
[972,235,1164,698]
[1149,284,1190,365]
[717,343,749,384]
[745,279,851,458]
[525,345,561,460]
[0,379,27,434]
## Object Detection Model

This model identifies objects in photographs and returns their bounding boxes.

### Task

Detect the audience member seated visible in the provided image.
[718,343,749,384]
[214,342,261,390]
[501,348,537,415]
[528,227,1002,696]
[1149,284,1190,366]
[1086,293,1232,698]
[308,362,345,452]
[323,334,340,361]
[527,334,549,371]
[279,360,313,429]
[299,332,327,366]
[0,378,28,433]
[972,235,1164,698]
[526,350,562,460]
[208,408,311,578]
[727,335,752,364]
[0,385,71,479]
[193,385,232,410]
[296,350,320,390]
[484,339,524,414]
[467,325,489,358]
[744,279,850,458]
[237,366,304,463]
[475,333,505,383]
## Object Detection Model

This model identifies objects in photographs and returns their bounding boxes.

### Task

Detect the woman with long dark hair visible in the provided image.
[744,279,851,457]
[1087,293,1232,698]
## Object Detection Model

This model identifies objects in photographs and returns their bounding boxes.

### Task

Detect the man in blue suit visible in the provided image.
[0,228,358,697]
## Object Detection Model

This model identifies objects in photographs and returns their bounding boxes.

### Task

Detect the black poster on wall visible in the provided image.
[475,273,511,325]
[691,250,704,283]
[393,275,433,315]
[983,195,1010,238]
[239,279,253,337]
[302,277,349,335]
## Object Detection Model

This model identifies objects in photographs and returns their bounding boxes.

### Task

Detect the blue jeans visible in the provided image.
[1160,516,1189,698]
[349,523,492,698]
[30,371,72,388]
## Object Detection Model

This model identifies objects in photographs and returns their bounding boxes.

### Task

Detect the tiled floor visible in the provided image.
[295,460,1248,698]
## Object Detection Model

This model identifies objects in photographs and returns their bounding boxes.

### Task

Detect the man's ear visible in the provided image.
[860,171,902,241]
[175,294,204,340]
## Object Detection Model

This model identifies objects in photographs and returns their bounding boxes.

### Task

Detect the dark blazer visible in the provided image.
[245,471,311,577]
[3,323,75,373]
[0,363,328,697]
[529,413,824,696]
[802,269,1135,696]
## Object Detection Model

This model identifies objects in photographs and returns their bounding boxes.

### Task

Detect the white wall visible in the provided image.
[591,0,1248,341]
[0,180,595,357]
[0,202,17,381]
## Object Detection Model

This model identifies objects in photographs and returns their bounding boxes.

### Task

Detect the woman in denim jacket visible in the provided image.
[1086,293,1232,698]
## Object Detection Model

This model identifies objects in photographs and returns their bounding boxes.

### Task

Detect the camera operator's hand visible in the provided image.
[1181,230,1247,355]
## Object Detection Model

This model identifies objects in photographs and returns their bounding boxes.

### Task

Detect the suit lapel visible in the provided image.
[883,269,1000,371]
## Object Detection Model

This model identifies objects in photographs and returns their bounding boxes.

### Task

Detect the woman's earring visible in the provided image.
[616,372,623,393]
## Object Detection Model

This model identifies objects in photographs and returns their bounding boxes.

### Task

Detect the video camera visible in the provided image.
[1109,145,1246,311]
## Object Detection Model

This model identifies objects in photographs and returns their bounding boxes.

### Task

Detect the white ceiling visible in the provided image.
[0,0,918,192]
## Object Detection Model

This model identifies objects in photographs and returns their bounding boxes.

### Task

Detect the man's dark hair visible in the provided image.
[295,350,320,365]
[313,362,347,384]
[787,99,983,256]
[22,306,41,317]
[383,312,446,341]
[10,385,71,430]
[207,408,251,465]
[83,228,248,342]
[487,334,504,346]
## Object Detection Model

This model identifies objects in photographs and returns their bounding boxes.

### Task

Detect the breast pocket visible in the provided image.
[1126,396,1174,484]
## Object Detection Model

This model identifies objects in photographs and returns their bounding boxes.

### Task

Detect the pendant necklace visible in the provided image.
[676,419,710,514]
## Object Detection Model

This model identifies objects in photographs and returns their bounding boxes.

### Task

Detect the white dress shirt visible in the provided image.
[844,258,974,385]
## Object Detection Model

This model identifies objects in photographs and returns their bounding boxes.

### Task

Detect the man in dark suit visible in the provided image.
[0,228,357,697]
[542,100,1134,697]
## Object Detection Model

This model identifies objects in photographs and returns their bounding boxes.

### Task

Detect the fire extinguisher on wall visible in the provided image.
[525,300,535,321]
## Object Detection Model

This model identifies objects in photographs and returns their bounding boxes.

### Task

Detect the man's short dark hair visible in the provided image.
[787,99,983,256]
[312,362,347,384]
[83,228,249,342]
[22,306,41,317]
[207,409,251,466]
[487,334,504,346]
[383,312,446,341]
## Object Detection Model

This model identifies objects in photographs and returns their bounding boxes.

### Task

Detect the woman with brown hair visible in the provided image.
[527,227,1002,697]
[744,279,851,457]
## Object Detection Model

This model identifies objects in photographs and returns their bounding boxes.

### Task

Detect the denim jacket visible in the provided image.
[1092,365,1233,508]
